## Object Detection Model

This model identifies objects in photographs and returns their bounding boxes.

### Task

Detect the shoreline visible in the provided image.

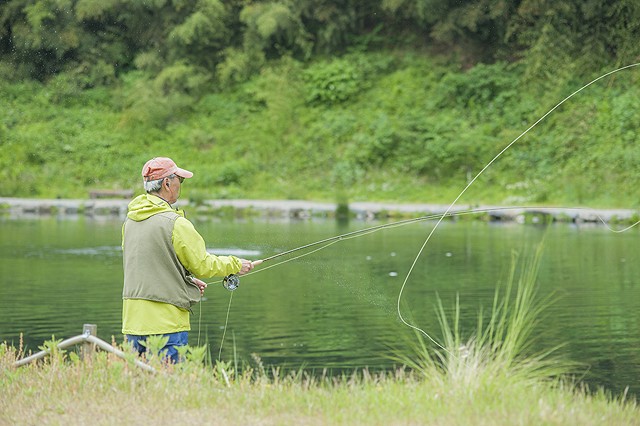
[0,197,637,224]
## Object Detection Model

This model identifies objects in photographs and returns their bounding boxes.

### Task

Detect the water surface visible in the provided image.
[1,215,638,396]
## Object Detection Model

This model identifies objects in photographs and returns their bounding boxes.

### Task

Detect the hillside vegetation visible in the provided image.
[1,1,639,207]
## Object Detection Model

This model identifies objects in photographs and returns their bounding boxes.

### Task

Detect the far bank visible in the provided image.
[1,197,638,226]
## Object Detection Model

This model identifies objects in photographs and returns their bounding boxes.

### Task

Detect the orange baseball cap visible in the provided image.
[142,157,194,181]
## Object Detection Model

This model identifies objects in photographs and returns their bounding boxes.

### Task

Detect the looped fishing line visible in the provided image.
[395,62,640,353]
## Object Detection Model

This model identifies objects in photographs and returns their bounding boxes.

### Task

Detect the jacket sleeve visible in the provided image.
[172,216,242,278]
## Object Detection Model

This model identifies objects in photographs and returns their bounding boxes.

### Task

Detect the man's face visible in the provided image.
[166,175,184,204]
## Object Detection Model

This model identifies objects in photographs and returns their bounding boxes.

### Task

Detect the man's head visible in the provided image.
[142,157,193,204]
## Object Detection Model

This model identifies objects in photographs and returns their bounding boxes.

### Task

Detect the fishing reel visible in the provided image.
[223,259,263,291]
[223,274,240,291]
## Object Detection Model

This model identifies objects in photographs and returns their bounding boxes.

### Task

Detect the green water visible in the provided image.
[1,215,639,396]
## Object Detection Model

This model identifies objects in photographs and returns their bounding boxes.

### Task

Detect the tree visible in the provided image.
[510,0,640,78]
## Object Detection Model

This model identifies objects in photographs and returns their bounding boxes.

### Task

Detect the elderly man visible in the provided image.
[122,157,254,362]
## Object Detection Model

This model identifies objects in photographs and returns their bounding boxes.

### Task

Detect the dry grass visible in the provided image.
[1,337,638,425]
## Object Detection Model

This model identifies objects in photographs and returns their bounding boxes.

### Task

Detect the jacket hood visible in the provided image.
[127,194,176,221]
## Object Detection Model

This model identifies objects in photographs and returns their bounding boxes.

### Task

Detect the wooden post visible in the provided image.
[81,324,97,360]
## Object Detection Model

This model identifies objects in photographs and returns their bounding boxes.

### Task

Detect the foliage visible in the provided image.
[2,0,638,87]
[153,61,210,95]
[239,1,312,61]
[167,0,232,70]
[2,52,640,206]
[37,335,66,364]
[1,0,640,205]
[302,52,394,105]
[382,0,515,51]
[510,0,640,82]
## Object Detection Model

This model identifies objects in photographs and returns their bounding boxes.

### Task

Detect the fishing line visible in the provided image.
[396,62,640,353]
[197,296,203,346]
[218,291,234,360]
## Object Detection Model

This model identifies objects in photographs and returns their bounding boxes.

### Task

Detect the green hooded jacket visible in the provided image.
[121,194,242,335]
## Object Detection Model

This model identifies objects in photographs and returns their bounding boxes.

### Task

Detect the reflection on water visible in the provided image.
[207,248,263,257]
[53,246,122,256]
[1,216,639,397]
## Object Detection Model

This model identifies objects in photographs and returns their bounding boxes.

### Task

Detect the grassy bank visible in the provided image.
[1,352,637,425]
[1,244,638,425]
[2,54,640,208]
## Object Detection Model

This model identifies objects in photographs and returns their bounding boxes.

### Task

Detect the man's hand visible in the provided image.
[191,277,208,295]
[238,259,255,275]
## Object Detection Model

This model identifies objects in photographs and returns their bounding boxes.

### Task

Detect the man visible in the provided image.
[122,157,254,362]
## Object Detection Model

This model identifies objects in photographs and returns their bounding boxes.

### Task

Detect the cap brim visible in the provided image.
[175,167,193,178]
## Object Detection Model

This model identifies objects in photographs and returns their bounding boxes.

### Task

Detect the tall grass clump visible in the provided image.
[396,242,574,398]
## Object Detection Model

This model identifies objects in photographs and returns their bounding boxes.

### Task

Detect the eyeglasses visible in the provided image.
[171,175,185,183]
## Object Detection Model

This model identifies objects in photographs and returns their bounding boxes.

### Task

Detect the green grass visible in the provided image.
[1,346,638,425]
[1,243,638,425]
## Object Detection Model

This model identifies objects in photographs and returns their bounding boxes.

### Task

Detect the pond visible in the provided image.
[1,214,639,396]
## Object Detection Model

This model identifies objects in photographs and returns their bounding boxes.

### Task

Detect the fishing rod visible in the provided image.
[221,204,632,290]
[220,211,456,290]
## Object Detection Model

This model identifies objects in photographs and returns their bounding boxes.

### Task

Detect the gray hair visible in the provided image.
[144,174,176,193]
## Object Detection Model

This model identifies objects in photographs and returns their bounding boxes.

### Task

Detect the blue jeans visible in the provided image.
[125,331,188,363]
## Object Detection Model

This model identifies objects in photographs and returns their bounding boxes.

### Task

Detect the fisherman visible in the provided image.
[121,157,254,363]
